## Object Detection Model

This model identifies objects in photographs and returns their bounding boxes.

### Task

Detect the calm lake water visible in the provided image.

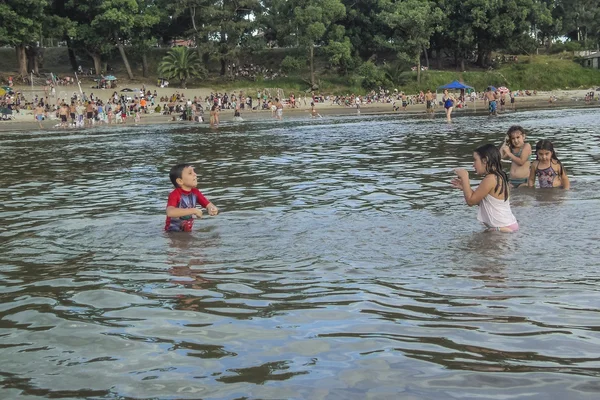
[1,108,600,399]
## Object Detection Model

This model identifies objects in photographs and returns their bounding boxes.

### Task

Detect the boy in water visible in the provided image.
[165,164,219,232]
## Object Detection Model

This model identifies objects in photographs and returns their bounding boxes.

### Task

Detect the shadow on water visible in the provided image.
[1,108,600,398]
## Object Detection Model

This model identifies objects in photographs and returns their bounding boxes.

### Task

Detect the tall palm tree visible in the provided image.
[158,46,206,88]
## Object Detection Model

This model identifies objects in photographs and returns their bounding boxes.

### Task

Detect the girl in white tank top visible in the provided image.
[452,144,518,232]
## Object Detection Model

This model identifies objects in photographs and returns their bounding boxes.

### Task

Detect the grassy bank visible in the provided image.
[148,54,600,94]
[1,48,599,94]
[407,56,600,92]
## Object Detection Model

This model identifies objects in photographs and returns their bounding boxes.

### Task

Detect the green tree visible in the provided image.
[129,0,164,77]
[0,0,47,77]
[456,0,539,67]
[170,0,261,76]
[378,0,443,82]
[325,37,354,74]
[339,0,383,60]
[66,0,115,76]
[48,0,80,71]
[532,0,562,49]
[158,46,206,88]
[293,0,346,87]
[557,0,600,46]
[93,0,139,79]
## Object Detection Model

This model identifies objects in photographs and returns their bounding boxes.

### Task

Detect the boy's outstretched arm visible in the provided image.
[166,206,203,218]
[206,202,219,216]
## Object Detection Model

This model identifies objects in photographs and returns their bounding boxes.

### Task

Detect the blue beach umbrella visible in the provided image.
[487,86,497,91]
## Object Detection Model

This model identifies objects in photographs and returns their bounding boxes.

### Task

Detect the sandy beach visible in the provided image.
[1,84,598,133]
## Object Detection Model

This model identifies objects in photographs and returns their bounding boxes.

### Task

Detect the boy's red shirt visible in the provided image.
[165,187,210,231]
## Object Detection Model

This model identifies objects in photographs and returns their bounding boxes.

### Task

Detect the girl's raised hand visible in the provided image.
[452,169,468,190]
[451,177,463,189]
[454,168,469,180]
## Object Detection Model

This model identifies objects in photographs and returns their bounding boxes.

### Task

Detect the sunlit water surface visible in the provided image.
[1,109,600,399]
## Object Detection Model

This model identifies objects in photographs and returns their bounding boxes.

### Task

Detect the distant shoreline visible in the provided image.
[1,85,598,133]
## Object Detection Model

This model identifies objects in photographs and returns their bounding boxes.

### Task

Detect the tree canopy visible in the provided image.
[1,0,599,80]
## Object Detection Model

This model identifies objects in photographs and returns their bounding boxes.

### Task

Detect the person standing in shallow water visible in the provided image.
[452,144,519,233]
[275,98,283,120]
[165,163,218,232]
[425,89,434,117]
[210,104,219,127]
[486,89,498,116]
[442,89,454,122]
[34,103,45,128]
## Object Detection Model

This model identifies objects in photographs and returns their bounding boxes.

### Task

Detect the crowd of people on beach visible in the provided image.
[1,75,598,128]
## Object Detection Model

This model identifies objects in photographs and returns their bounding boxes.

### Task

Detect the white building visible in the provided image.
[582,52,600,69]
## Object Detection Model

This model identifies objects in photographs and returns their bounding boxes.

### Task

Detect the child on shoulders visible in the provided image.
[500,125,531,187]
[165,164,219,232]
[452,144,518,232]
[528,139,570,189]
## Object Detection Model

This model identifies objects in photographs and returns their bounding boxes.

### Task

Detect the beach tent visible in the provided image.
[437,80,474,90]
[437,80,475,110]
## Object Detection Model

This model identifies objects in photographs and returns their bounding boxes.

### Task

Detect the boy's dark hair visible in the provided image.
[169,163,191,188]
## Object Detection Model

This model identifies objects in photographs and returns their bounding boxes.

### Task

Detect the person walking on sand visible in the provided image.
[34,103,45,129]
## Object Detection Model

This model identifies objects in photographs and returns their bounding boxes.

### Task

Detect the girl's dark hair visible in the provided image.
[505,125,525,150]
[474,144,510,201]
[535,139,563,176]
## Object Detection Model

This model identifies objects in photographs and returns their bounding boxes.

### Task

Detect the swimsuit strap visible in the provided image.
[535,164,558,188]
[512,148,523,157]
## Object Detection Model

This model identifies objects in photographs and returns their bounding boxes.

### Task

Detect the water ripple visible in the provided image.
[1,108,600,398]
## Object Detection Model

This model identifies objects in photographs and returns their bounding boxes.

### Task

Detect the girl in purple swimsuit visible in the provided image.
[527,140,570,189]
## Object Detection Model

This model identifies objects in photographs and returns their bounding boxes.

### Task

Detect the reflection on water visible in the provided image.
[1,109,600,399]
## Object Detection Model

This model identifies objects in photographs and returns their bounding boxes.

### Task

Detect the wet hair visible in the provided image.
[474,144,509,201]
[535,139,563,176]
[169,163,192,188]
[505,125,526,150]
